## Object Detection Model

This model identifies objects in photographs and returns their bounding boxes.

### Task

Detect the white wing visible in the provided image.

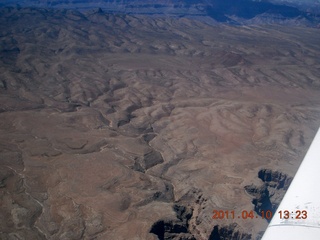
[262,127,320,240]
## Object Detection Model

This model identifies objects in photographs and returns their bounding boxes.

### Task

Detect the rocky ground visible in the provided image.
[0,6,320,240]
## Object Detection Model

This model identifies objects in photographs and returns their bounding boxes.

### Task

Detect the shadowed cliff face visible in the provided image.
[206,0,302,21]
[208,223,252,240]
[150,205,195,240]
[245,169,293,223]
[0,6,320,240]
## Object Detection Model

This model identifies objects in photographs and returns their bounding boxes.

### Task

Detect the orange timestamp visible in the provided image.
[278,210,308,219]
[212,210,309,220]
[212,210,273,220]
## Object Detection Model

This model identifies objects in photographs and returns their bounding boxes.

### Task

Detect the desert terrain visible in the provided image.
[1,6,320,240]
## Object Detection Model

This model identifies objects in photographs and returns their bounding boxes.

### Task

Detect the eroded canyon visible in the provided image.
[1,6,320,240]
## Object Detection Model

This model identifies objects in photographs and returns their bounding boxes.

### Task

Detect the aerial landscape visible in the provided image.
[0,0,320,239]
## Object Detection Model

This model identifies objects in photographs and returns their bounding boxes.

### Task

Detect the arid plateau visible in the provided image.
[1,6,320,240]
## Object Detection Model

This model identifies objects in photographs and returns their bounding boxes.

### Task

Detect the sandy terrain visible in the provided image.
[0,7,320,240]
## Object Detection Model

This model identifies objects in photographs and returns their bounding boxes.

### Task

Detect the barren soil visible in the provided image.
[0,7,320,240]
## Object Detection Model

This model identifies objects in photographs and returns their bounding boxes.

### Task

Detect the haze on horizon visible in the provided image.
[1,0,319,6]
